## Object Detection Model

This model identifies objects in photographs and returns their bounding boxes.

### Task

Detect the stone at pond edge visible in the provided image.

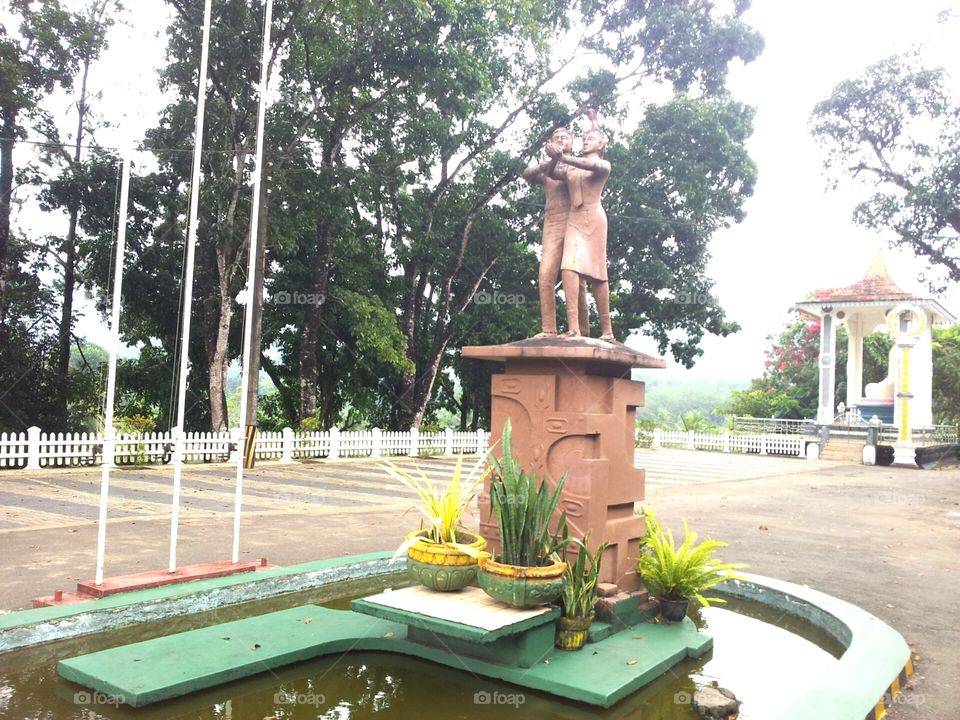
[693,684,740,719]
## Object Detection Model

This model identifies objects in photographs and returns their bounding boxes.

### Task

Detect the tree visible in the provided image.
[932,325,960,424]
[35,0,119,430]
[727,316,893,420]
[606,96,756,365]
[811,52,960,292]
[0,0,78,324]
[5,0,765,433]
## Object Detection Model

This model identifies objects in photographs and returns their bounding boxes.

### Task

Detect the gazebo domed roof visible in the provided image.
[791,250,955,323]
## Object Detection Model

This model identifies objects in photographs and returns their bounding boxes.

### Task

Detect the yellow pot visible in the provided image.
[476,556,566,608]
[555,614,594,650]
[405,530,486,591]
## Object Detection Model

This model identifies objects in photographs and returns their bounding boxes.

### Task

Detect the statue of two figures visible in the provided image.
[523,108,614,342]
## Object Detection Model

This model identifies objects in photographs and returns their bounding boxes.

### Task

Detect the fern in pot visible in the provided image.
[636,508,747,622]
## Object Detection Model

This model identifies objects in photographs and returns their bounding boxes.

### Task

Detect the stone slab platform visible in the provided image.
[59,600,711,708]
[352,585,557,642]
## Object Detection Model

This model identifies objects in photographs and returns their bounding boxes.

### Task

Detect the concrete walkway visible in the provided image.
[0,450,957,719]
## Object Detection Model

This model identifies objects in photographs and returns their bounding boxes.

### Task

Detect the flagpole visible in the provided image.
[94,153,132,586]
[233,0,273,563]
[168,0,214,573]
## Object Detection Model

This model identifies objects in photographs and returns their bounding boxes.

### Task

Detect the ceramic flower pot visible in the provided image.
[476,556,566,608]
[659,595,690,623]
[555,614,594,650]
[405,530,486,592]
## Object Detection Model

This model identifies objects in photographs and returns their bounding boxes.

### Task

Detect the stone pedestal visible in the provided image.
[463,337,665,591]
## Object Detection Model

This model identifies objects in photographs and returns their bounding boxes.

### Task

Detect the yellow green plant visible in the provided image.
[386,455,490,556]
[559,533,609,619]
[636,508,747,607]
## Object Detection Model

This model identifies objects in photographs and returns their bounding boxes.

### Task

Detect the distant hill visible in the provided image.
[634,377,749,425]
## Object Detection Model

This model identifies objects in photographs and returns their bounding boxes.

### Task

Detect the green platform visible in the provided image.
[59,596,711,708]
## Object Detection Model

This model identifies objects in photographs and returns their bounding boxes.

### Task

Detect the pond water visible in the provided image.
[0,577,844,719]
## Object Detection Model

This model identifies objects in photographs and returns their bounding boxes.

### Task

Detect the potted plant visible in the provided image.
[635,508,747,622]
[474,419,569,609]
[387,455,490,591]
[556,534,609,650]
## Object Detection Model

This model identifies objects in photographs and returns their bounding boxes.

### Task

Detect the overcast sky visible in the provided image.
[34,0,960,381]
[664,0,960,381]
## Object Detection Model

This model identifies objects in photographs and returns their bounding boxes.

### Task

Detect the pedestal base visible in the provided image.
[463,337,665,591]
[892,444,918,467]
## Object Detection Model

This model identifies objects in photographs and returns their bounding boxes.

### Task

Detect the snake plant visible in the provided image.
[487,418,568,567]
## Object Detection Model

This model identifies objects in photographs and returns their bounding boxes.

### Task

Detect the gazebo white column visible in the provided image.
[844,313,864,409]
[817,310,837,425]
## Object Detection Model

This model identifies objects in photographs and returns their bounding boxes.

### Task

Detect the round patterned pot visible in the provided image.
[476,556,566,609]
[555,614,594,650]
[405,530,486,592]
[659,595,690,623]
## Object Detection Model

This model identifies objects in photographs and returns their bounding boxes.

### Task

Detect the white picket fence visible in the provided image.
[0,426,490,470]
[649,428,809,458]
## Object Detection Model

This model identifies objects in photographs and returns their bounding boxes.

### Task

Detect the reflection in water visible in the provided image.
[0,588,840,720]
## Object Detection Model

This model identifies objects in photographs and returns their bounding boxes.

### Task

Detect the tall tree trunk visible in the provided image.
[56,54,93,429]
[56,232,76,429]
[297,220,331,421]
[243,157,269,430]
[0,112,15,326]
[208,268,232,431]
[393,261,421,428]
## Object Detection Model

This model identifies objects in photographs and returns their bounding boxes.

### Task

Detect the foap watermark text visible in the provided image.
[474,690,525,707]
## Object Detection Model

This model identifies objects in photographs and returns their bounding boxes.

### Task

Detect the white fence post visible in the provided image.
[444,427,454,456]
[228,427,242,463]
[329,427,341,460]
[475,428,486,455]
[722,432,730,453]
[687,430,695,450]
[26,426,41,470]
[281,427,294,463]
[760,434,768,455]
[651,427,661,449]
[372,427,382,457]
[408,426,419,456]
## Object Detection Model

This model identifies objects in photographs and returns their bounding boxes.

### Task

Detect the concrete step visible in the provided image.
[821,443,863,463]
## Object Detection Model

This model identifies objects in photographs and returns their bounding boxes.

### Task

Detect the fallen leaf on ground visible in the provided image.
[627,659,638,666]
[383,631,394,638]
[251,643,261,650]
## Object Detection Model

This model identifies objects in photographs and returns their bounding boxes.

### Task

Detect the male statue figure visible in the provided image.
[546,109,614,341]
[523,127,588,337]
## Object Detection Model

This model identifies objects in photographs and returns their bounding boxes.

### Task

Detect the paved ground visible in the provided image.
[1,450,957,719]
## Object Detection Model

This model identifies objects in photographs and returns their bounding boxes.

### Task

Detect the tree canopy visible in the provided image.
[811,52,960,293]
[0,0,766,433]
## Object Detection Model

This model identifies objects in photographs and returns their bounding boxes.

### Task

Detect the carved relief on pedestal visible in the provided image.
[479,365,647,589]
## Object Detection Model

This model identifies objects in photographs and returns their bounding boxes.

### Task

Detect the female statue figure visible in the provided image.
[546,109,614,341]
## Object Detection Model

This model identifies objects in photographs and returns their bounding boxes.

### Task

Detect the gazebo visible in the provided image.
[791,251,955,428]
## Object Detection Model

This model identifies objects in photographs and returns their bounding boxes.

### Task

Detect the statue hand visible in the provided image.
[545,141,561,159]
